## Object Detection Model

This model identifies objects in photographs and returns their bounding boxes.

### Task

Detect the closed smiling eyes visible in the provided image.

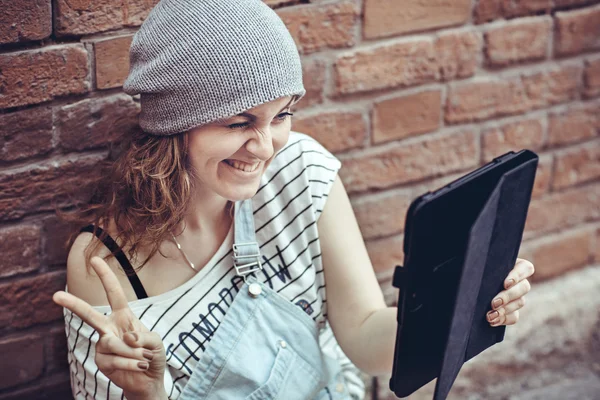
[227,112,293,130]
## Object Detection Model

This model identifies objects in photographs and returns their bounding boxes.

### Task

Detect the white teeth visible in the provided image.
[225,160,259,172]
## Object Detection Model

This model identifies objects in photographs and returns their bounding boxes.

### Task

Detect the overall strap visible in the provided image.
[232,199,263,281]
[80,225,149,299]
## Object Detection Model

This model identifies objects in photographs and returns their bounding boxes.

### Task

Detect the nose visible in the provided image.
[246,126,274,161]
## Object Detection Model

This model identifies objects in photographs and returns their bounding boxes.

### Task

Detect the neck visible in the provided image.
[178,188,232,235]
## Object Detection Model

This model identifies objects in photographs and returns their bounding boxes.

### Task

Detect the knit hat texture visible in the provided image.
[123,0,306,135]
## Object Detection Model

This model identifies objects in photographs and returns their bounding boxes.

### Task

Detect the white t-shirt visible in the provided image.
[64,132,365,399]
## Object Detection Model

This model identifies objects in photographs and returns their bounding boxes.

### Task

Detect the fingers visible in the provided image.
[503,258,535,289]
[487,296,526,325]
[491,278,531,310]
[96,353,150,375]
[123,330,164,353]
[489,310,520,327]
[53,291,110,335]
[90,256,130,312]
[96,334,154,362]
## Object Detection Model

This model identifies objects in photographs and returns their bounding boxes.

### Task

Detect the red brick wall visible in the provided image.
[0,1,598,399]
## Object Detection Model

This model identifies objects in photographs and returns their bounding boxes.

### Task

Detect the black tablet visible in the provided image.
[389,150,538,399]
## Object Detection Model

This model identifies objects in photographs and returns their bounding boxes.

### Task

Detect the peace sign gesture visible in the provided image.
[53,256,167,400]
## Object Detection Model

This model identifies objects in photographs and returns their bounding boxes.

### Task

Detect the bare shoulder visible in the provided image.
[66,221,132,307]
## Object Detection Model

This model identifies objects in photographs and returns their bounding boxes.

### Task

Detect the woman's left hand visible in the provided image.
[486,258,535,327]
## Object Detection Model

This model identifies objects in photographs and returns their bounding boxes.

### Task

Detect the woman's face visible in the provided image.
[187,96,294,202]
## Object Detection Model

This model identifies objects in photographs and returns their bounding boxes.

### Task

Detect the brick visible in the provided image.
[548,101,600,147]
[584,57,600,98]
[0,0,52,44]
[54,0,160,36]
[0,106,53,162]
[434,30,481,81]
[363,0,470,39]
[522,228,594,281]
[334,39,437,95]
[531,154,553,198]
[0,272,65,329]
[0,373,72,400]
[553,141,600,190]
[475,0,553,23]
[485,17,551,67]
[292,112,366,153]
[555,5,600,56]
[42,215,74,266]
[366,235,404,275]
[446,66,580,124]
[482,118,545,161]
[46,326,69,374]
[294,58,326,110]
[339,130,478,193]
[0,45,89,110]
[0,335,44,390]
[0,224,41,278]
[93,35,133,89]
[352,192,413,240]
[277,1,359,55]
[56,94,139,151]
[524,183,600,239]
[0,155,107,221]
[372,90,441,144]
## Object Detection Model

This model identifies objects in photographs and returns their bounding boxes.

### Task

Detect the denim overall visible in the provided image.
[178,199,353,400]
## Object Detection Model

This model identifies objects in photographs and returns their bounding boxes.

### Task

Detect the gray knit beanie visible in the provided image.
[123,0,306,136]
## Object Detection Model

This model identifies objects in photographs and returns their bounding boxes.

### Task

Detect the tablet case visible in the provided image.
[389,149,539,399]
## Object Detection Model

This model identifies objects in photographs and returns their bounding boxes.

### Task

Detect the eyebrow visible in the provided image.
[216,98,295,123]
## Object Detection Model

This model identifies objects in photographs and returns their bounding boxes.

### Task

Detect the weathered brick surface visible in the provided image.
[0,45,89,109]
[0,272,66,329]
[555,5,600,56]
[0,334,45,390]
[0,224,41,278]
[0,155,107,221]
[45,326,69,374]
[485,17,551,67]
[295,58,327,110]
[474,0,552,24]
[524,183,600,239]
[0,0,52,44]
[521,227,595,281]
[352,192,413,240]
[292,111,366,153]
[53,0,160,36]
[334,40,437,95]
[548,101,600,147]
[553,140,600,189]
[584,57,600,98]
[363,0,470,39]
[446,65,581,124]
[339,130,479,193]
[93,35,134,89]
[42,215,74,266]
[434,30,482,81]
[334,32,481,95]
[595,227,600,262]
[0,106,53,162]
[372,90,442,144]
[277,1,359,55]
[56,94,139,151]
[531,154,553,198]
[482,118,545,161]
[0,373,72,400]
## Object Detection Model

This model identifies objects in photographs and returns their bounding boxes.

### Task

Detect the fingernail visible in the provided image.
[143,350,154,361]
[138,361,149,370]
[505,279,515,288]
[492,298,503,308]
[488,310,499,321]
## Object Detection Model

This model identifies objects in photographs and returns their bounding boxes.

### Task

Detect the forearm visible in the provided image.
[124,388,169,400]
[349,306,397,376]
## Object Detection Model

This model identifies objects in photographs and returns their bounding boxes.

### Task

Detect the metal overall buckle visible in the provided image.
[232,242,263,298]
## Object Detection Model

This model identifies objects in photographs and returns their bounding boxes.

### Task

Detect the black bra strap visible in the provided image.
[80,224,149,300]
